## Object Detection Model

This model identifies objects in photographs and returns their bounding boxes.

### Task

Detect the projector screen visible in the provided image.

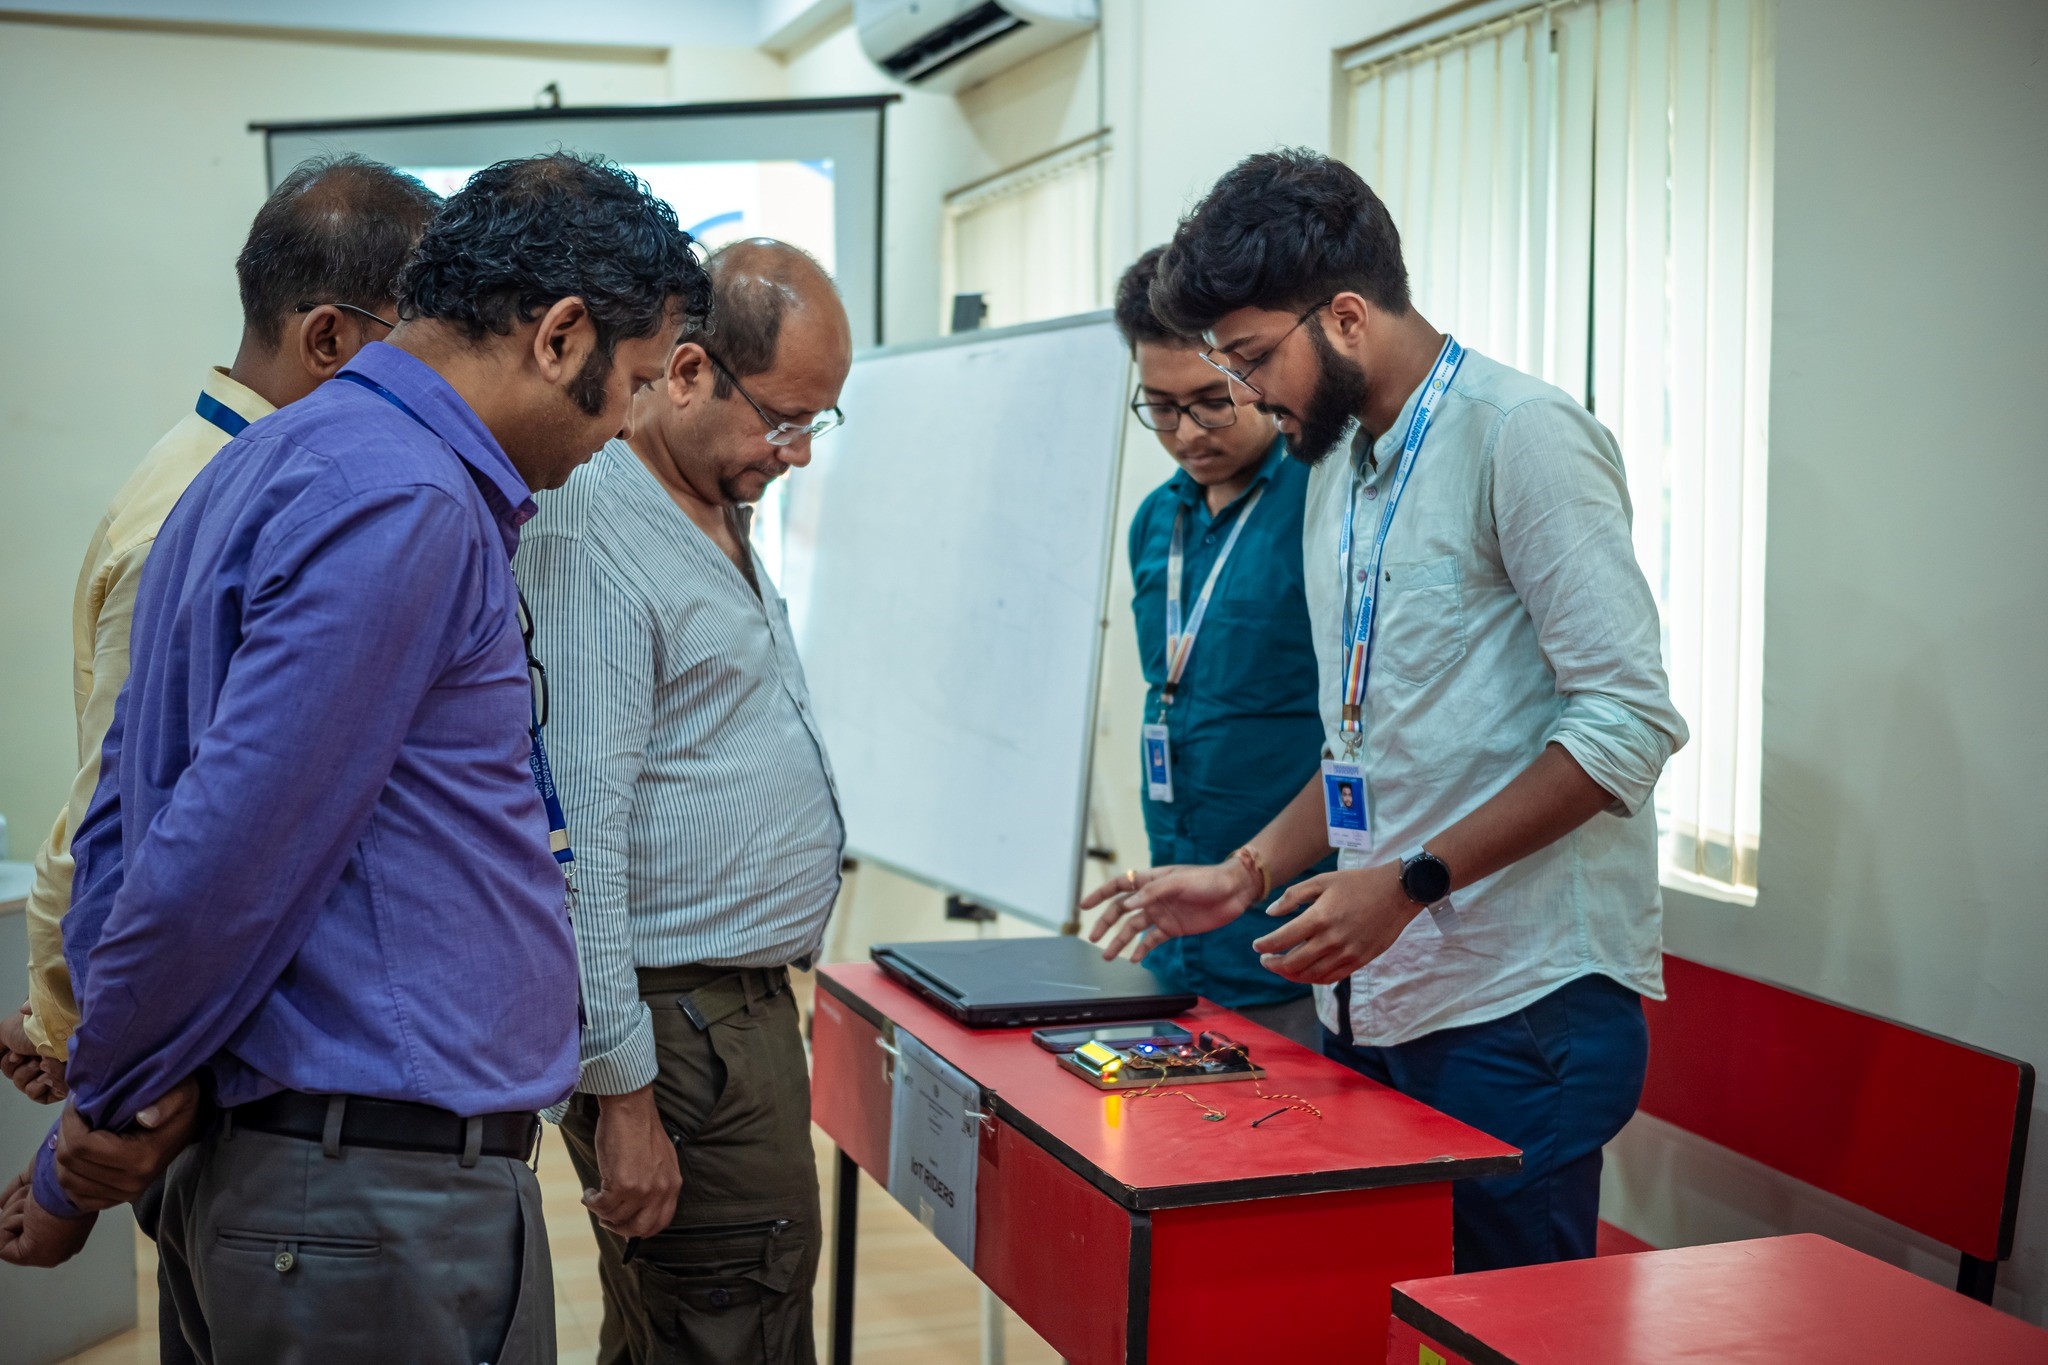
[256,97,892,346]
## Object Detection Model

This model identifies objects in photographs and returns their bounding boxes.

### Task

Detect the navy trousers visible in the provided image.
[1322,972,1649,1272]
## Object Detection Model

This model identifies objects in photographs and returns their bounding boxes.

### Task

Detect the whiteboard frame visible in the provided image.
[817,310,1129,929]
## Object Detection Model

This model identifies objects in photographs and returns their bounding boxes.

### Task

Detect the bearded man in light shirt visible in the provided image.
[1088,149,1688,1272]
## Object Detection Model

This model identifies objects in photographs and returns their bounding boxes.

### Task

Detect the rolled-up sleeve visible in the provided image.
[518,530,659,1097]
[1489,396,1688,815]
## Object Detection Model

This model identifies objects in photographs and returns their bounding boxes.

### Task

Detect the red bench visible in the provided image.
[1599,954,2032,1301]
[1390,1233,2048,1364]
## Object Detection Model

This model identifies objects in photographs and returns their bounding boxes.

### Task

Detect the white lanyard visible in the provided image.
[1336,336,1465,751]
[1162,485,1265,708]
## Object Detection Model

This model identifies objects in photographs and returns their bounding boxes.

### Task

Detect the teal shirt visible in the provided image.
[1128,439,1331,1009]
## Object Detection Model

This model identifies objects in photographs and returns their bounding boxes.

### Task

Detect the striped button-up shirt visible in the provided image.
[516,440,845,1096]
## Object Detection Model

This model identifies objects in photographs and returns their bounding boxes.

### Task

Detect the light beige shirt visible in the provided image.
[1303,346,1687,1047]
[23,368,274,1056]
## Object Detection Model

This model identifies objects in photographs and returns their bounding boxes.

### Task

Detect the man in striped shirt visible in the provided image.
[518,239,851,1364]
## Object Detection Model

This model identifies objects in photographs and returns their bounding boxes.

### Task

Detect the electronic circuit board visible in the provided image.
[1055,1037,1266,1091]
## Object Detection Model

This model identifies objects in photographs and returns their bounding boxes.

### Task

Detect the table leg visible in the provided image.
[831,1145,859,1365]
[979,1284,1006,1364]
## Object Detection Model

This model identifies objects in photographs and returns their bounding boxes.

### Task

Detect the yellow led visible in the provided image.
[1075,1040,1124,1080]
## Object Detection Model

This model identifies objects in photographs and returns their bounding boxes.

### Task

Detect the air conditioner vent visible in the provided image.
[880,2,1027,83]
[855,0,1097,95]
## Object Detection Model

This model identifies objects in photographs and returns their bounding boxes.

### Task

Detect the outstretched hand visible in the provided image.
[1082,861,1260,963]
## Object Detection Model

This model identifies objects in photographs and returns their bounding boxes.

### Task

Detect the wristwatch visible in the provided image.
[1399,848,1453,906]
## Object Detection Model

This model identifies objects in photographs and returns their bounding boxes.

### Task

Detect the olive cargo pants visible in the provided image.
[561,964,821,1364]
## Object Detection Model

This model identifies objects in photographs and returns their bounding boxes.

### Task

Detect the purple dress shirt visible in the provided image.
[35,343,579,1218]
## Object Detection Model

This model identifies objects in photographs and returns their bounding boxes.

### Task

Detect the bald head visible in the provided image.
[632,237,852,513]
[683,237,850,394]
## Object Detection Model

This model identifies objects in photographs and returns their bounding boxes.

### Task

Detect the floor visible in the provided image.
[56,974,1063,1364]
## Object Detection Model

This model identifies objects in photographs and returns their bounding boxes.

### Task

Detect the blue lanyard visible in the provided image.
[1335,336,1465,751]
[335,371,578,884]
[515,592,577,879]
[195,391,250,439]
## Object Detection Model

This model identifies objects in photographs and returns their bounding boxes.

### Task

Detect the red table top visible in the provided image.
[1394,1234,2048,1363]
[818,961,1518,1211]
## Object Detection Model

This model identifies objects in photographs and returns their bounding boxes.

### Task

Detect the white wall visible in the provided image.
[0,17,755,857]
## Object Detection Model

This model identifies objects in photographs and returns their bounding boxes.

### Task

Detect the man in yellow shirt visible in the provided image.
[1,155,440,1086]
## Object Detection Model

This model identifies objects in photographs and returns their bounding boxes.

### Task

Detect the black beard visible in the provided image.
[1288,318,1370,466]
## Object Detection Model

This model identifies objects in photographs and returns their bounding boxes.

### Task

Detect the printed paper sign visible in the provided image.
[887,1031,980,1269]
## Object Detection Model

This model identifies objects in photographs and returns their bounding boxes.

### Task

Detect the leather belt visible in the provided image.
[637,963,791,1031]
[227,1091,540,1165]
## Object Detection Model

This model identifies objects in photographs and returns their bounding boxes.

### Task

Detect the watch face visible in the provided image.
[1405,854,1452,904]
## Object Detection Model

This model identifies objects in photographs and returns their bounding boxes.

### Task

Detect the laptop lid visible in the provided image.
[871,937,1197,1026]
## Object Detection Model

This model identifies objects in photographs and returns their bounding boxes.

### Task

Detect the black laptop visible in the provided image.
[871,936,1198,1028]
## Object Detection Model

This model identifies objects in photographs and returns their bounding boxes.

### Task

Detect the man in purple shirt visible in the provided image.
[0,153,713,1365]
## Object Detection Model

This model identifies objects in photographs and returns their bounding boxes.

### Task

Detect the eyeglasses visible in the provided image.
[703,349,845,447]
[294,301,396,330]
[1130,389,1240,432]
[1199,297,1333,400]
[517,589,548,731]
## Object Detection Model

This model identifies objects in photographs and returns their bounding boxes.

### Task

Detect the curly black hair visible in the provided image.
[398,152,714,358]
[1151,148,1411,337]
[237,155,441,348]
[1112,245,1185,351]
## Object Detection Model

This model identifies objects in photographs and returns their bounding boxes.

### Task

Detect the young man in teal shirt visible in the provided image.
[1089,247,1330,1046]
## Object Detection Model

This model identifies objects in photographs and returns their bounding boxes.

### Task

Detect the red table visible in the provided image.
[1387,1233,2048,1364]
[813,962,1518,1364]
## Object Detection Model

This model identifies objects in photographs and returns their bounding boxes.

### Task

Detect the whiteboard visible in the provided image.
[782,312,1129,927]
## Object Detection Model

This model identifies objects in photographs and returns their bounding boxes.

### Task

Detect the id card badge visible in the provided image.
[1321,759,1371,853]
[1142,724,1174,802]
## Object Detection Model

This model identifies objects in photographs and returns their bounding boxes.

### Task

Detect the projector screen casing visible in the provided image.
[256,97,892,346]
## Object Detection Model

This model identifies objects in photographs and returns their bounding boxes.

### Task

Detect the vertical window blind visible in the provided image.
[1345,0,1773,897]
[942,132,1109,331]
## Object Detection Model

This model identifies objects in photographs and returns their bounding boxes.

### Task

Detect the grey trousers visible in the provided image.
[133,1176,198,1365]
[155,1120,554,1365]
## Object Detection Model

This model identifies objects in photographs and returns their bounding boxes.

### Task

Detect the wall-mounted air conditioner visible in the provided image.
[852,0,1099,94]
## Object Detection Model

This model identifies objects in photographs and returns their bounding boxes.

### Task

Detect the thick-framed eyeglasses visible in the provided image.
[703,349,845,447]
[1130,389,1239,432]
[517,589,548,731]
[294,301,396,329]
[1199,296,1333,400]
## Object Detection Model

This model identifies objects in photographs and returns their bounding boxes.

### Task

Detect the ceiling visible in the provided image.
[5,0,851,52]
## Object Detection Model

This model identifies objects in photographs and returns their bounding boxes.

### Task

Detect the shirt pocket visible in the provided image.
[1376,555,1468,687]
